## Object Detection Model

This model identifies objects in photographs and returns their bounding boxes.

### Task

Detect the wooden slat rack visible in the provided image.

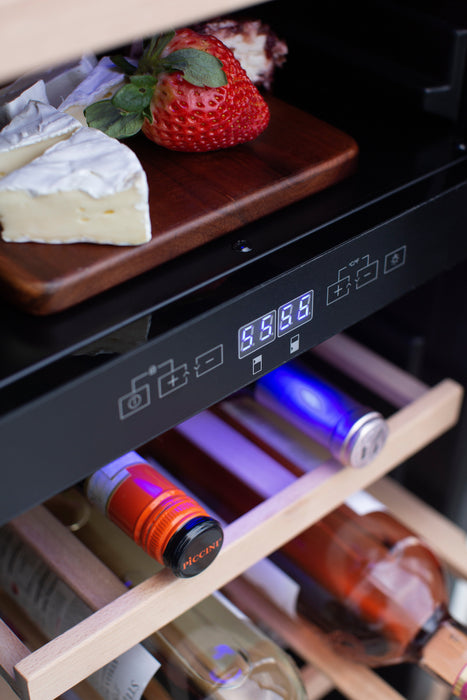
[0,334,463,699]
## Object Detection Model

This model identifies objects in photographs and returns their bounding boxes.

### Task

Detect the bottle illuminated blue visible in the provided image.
[254,361,389,468]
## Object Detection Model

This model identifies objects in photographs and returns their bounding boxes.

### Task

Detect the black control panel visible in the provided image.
[1,164,467,525]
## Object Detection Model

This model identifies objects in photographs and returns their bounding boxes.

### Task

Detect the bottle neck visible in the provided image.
[419,614,467,697]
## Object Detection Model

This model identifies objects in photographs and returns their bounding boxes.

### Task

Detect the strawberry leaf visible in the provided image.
[161,48,227,87]
[129,74,157,89]
[142,104,153,123]
[112,83,153,113]
[84,100,144,139]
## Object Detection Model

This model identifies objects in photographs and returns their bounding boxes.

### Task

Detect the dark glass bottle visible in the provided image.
[150,408,467,697]
[45,489,307,700]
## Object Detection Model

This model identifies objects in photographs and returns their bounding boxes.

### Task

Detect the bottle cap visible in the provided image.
[163,516,224,578]
[137,490,223,577]
[332,410,389,468]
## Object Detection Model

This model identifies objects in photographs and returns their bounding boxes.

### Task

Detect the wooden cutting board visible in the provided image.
[0,96,358,315]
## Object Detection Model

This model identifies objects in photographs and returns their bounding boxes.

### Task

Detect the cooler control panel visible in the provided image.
[1,178,467,525]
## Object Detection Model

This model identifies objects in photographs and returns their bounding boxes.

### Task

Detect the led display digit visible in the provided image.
[278,291,313,336]
[238,310,276,359]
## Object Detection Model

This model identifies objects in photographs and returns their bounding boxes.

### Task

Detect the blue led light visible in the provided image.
[209,643,244,684]
[255,362,357,448]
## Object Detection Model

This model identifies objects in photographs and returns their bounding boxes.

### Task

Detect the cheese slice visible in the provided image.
[59,57,128,125]
[39,55,97,107]
[0,55,97,126]
[0,127,151,245]
[0,80,49,128]
[0,101,81,177]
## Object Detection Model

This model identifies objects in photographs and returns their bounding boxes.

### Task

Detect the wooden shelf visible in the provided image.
[0,335,463,699]
[0,0,267,84]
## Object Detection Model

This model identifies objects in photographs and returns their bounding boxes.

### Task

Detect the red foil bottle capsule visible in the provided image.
[86,451,223,578]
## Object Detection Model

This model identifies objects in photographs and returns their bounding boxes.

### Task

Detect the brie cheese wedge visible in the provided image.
[59,57,128,125]
[0,55,97,126]
[0,127,151,245]
[0,80,49,128]
[40,54,98,107]
[0,101,81,177]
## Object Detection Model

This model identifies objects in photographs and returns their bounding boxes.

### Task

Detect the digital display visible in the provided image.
[278,291,313,336]
[238,291,314,359]
[238,310,276,359]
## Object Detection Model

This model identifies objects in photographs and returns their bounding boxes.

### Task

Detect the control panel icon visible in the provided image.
[355,255,379,289]
[252,355,263,375]
[118,367,156,420]
[290,334,300,353]
[157,359,189,398]
[384,245,407,273]
[194,345,224,377]
[327,268,351,305]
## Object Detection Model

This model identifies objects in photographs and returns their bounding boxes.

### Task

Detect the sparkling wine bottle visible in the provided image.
[46,489,307,700]
[150,408,467,698]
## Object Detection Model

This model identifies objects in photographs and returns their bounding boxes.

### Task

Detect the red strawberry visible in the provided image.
[142,28,270,152]
[85,29,270,153]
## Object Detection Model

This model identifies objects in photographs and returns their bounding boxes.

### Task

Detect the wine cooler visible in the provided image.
[2,0,467,699]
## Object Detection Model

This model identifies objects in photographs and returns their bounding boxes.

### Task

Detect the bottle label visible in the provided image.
[89,645,161,700]
[244,558,300,619]
[87,451,142,512]
[0,529,160,700]
[453,662,467,697]
[213,590,249,621]
[453,660,467,697]
[345,491,385,516]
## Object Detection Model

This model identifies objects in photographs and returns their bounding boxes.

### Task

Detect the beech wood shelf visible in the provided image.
[0,334,463,700]
[0,0,264,84]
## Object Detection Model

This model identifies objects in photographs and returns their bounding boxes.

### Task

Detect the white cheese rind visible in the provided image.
[41,55,97,107]
[0,80,49,128]
[0,126,146,197]
[59,57,127,125]
[0,127,151,246]
[0,55,97,126]
[0,101,81,176]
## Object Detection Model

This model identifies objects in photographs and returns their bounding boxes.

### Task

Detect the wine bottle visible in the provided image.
[0,589,100,700]
[252,359,389,467]
[85,450,223,577]
[150,409,467,697]
[0,526,169,700]
[46,488,307,700]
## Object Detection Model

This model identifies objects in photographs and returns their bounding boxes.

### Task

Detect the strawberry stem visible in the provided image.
[137,31,176,75]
